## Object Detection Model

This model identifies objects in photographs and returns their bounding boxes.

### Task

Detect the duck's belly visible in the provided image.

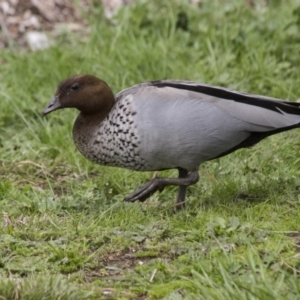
[135,97,251,171]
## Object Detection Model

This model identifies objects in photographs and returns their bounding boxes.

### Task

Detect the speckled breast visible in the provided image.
[75,95,148,171]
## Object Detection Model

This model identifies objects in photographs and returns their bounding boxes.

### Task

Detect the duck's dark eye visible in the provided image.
[70,83,79,91]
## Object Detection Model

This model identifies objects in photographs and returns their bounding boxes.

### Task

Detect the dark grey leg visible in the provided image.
[124,169,199,206]
[175,168,189,210]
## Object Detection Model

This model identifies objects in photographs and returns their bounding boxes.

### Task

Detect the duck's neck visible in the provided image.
[73,112,107,152]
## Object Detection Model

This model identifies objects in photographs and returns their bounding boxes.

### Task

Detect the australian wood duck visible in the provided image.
[43,75,300,209]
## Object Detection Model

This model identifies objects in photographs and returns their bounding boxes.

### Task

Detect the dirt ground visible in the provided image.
[0,0,132,49]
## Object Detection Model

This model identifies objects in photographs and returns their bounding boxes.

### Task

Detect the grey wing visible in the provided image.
[146,80,300,130]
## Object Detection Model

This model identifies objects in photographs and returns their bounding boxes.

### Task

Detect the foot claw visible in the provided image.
[124,178,164,203]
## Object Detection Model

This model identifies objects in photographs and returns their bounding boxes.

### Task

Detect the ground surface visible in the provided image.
[1,0,300,299]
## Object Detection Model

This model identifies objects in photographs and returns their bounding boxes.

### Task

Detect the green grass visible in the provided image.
[1,0,300,298]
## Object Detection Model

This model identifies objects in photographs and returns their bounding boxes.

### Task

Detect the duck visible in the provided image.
[43,74,300,209]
